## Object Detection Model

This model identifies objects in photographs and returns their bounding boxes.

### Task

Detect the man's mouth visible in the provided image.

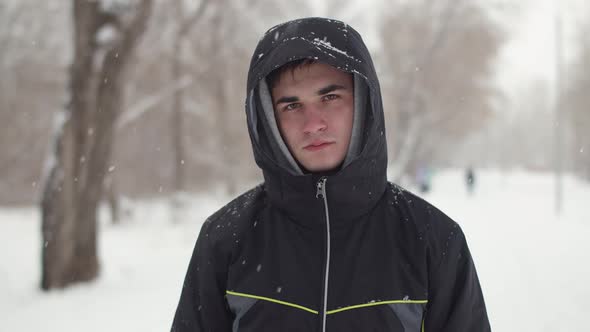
[304,141,334,151]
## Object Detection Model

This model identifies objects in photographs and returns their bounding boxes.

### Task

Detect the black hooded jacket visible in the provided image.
[172,17,490,332]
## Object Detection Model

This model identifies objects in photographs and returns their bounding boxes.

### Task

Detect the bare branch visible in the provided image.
[177,0,213,38]
[117,76,193,130]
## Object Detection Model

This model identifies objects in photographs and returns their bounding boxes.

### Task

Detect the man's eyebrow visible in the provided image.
[275,96,299,104]
[274,84,348,104]
[317,84,346,95]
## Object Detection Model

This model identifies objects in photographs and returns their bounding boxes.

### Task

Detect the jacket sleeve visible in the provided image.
[171,219,234,332]
[423,225,491,332]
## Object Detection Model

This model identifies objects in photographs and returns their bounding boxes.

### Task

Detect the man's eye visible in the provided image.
[323,94,339,101]
[284,103,301,111]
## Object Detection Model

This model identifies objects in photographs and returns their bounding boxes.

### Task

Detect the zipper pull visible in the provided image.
[316,177,327,199]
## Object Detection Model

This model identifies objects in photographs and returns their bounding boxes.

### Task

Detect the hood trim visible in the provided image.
[258,79,304,175]
[343,73,367,167]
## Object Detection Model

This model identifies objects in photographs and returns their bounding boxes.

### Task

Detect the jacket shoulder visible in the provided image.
[385,182,465,248]
[200,184,267,246]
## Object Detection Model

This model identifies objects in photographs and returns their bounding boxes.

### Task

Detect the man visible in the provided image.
[466,166,476,195]
[172,17,490,332]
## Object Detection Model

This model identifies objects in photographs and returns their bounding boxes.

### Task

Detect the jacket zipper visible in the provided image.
[316,177,330,332]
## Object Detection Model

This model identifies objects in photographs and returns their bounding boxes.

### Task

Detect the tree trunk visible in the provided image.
[41,0,99,289]
[40,0,152,290]
[105,175,120,224]
[210,9,237,196]
[171,38,186,195]
[169,0,211,223]
[41,115,77,290]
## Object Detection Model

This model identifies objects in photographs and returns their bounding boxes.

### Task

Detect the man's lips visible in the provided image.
[303,141,334,151]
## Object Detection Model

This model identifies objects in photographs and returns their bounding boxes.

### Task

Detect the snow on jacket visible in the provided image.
[171,17,490,332]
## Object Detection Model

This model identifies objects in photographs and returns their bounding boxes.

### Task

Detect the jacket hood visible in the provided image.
[245,17,388,223]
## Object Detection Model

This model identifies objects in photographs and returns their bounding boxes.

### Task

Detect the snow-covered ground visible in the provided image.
[1,169,589,331]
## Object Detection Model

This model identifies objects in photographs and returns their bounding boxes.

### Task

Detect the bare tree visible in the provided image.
[164,0,212,221]
[378,0,503,180]
[41,0,153,290]
[2,0,314,208]
[175,0,312,196]
[0,1,70,204]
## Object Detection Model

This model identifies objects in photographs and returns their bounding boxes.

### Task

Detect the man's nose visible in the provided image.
[302,106,327,134]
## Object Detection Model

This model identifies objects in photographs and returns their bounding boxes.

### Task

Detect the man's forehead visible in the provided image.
[275,62,352,85]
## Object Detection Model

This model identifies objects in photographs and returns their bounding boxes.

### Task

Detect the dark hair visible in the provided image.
[266,58,317,90]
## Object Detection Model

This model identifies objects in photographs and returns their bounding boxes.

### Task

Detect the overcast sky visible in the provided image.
[328,0,589,97]
[493,0,588,94]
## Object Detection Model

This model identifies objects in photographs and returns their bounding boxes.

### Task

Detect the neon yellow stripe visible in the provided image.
[326,300,428,315]
[226,291,427,317]
[226,290,319,314]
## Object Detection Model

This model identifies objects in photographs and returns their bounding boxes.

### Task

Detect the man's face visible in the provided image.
[271,62,354,173]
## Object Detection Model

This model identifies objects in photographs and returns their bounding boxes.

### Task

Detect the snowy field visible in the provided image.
[1,169,589,332]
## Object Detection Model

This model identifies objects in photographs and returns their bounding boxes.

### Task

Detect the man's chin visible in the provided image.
[300,159,342,173]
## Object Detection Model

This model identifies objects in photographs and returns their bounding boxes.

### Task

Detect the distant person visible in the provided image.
[171,17,490,331]
[416,164,432,193]
[466,167,476,195]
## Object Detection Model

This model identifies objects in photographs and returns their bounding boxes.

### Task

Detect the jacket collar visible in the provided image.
[263,152,388,227]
